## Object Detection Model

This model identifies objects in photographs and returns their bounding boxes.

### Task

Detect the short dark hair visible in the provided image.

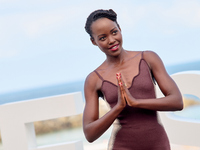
[85,9,119,38]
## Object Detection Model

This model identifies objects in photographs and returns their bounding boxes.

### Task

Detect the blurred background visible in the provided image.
[0,0,200,149]
[1,0,200,102]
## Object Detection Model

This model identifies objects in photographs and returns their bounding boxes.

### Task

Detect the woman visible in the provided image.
[83,9,183,150]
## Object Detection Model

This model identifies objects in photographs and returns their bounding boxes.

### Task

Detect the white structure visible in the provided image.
[157,71,200,147]
[0,92,84,150]
[1,71,200,149]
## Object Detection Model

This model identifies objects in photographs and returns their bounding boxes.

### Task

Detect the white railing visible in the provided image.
[0,92,84,150]
[156,71,200,147]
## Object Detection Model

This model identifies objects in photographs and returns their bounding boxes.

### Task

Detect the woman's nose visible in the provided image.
[108,36,115,45]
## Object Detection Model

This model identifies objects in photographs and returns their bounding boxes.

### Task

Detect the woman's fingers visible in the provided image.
[117,73,128,99]
[116,73,127,92]
[116,73,122,89]
[116,73,136,107]
[117,74,128,108]
[116,73,123,93]
[116,73,125,99]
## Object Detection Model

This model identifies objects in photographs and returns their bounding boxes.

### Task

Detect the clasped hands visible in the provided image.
[116,73,137,108]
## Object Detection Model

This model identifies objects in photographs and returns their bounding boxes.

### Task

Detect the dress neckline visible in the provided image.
[100,59,149,90]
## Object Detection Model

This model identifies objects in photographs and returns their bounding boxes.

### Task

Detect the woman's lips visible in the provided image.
[109,44,119,51]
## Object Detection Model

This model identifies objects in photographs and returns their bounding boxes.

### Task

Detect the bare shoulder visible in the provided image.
[85,72,98,87]
[84,71,101,91]
[143,50,160,60]
[142,50,164,69]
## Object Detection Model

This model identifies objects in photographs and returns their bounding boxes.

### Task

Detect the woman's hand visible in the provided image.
[116,73,127,108]
[116,73,138,107]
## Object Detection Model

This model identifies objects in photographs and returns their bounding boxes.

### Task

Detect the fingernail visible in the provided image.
[116,76,121,79]
[116,73,121,76]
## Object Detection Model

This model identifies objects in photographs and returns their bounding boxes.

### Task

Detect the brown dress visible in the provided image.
[94,52,170,150]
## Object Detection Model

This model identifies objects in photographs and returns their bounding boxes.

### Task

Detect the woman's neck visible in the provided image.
[106,49,128,66]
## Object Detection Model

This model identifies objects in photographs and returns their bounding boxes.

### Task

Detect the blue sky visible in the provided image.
[0,0,200,94]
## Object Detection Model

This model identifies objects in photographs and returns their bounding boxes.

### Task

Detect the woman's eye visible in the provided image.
[112,30,118,35]
[99,37,106,41]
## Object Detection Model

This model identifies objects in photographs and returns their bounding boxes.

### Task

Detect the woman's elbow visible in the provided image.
[83,127,96,143]
[86,137,95,143]
[175,96,184,111]
[84,133,96,143]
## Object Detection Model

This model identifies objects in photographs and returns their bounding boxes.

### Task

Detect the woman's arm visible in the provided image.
[122,51,183,111]
[83,72,126,142]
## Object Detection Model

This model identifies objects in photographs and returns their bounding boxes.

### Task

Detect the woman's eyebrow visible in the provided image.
[97,27,117,38]
[110,27,117,32]
[98,34,106,38]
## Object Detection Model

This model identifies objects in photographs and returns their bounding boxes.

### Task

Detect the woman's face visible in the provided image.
[90,18,123,57]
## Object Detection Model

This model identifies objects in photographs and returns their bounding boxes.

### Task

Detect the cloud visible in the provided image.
[1,0,199,55]
[164,0,200,27]
[116,0,200,34]
[22,11,65,38]
[0,2,85,39]
[1,0,200,37]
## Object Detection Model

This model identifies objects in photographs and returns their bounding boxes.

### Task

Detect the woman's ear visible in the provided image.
[90,37,97,46]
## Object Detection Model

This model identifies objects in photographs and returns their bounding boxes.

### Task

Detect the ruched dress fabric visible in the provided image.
[94,53,170,150]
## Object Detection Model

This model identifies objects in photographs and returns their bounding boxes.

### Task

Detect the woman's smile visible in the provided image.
[109,44,119,51]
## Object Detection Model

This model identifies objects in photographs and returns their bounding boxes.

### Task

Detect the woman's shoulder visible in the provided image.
[84,71,99,91]
[85,67,104,91]
[142,50,161,62]
[142,50,158,57]
[85,71,98,84]
[124,50,160,62]
[142,50,164,69]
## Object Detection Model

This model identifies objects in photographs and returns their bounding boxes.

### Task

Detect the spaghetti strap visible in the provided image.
[94,70,104,81]
[141,51,144,59]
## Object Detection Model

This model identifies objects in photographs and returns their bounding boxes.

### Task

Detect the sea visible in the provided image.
[0,60,200,150]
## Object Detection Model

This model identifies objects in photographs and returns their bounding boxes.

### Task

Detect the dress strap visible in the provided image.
[94,70,104,81]
[141,51,144,59]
